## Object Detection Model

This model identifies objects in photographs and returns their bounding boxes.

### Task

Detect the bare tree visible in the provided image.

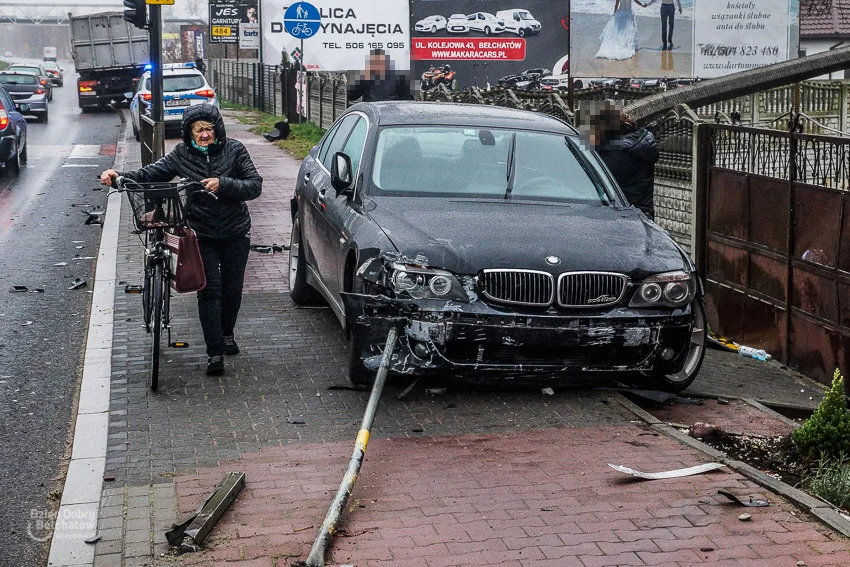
[184,0,207,21]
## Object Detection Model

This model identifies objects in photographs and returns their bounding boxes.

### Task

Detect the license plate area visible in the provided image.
[16,103,29,112]
[165,99,190,107]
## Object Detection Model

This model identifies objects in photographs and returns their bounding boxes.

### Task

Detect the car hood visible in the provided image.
[364,197,688,278]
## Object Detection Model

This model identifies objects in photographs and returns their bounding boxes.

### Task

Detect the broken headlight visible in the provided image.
[629,270,696,308]
[388,263,468,301]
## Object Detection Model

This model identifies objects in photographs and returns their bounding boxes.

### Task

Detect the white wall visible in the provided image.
[801,38,850,79]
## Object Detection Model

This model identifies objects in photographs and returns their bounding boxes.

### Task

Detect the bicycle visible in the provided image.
[291,22,313,37]
[108,177,214,390]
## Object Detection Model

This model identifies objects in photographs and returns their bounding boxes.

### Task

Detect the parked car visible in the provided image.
[446,13,469,33]
[130,62,219,140]
[7,64,53,101]
[498,68,551,89]
[539,74,571,91]
[41,61,64,87]
[495,9,541,37]
[288,102,707,391]
[2,51,12,58]
[466,12,505,35]
[415,15,447,33]
[0,85,27,172]
[0,72,48,123]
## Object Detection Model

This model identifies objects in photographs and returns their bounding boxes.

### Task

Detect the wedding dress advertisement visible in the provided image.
[595,0,638,60]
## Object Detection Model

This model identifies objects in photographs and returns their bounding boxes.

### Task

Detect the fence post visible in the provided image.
[840,83,848,133]
[693,123,711,279]
[331,79,337,122]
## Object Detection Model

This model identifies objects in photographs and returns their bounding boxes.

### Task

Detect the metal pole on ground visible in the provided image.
[303,327,399,567]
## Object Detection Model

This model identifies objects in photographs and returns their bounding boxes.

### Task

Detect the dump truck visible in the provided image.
[70,11,149,111]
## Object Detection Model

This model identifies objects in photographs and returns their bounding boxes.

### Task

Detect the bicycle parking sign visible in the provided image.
[283,2,321,38]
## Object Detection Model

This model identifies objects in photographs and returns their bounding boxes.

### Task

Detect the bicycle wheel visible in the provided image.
[150,261,164,391]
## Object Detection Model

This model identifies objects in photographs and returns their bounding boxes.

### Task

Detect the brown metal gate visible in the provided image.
[695,123,850,386]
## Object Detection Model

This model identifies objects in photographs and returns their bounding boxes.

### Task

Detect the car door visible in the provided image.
[0,88,25,153]
[302,114,359,299]
[317,114,368,302]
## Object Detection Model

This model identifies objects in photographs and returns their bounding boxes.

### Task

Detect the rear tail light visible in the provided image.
[0,107,8,130]
[195,89,215,98]
[142,93,152,101]
[40,79,48,86]
[35,88,44,95]
[79,80,98,92]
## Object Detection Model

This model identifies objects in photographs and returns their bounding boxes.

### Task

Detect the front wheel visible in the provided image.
[288,215,323,305]
[150,262,164,391]
[648,299,707,392]
[5,146,20,173]
[484,26,492,35]
[133,121,140,141]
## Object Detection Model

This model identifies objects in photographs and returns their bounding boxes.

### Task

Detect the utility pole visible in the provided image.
[149,4,164,159]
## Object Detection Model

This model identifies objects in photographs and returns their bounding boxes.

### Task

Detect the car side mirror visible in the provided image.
[331,152,353,195]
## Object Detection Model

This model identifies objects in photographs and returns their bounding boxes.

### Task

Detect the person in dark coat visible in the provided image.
[100,104,262,376]
[347,48,413,102]
[586,100,659,219]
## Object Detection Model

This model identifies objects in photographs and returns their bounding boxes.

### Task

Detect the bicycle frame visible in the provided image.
[143,227,174,344]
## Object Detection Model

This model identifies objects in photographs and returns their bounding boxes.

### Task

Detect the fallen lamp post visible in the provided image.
[303,326,399,567]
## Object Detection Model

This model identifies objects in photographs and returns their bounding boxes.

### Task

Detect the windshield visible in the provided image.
[371,126,610,205]
[519,11,534,20]
[164,74,205,92]
[43,63,60,71]
[0,74,37,85]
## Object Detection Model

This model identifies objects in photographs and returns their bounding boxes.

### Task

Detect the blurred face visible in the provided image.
[192,120,215,147]
[366,54,388,77]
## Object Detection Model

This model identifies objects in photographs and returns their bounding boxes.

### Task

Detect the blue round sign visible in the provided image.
[283,2,321,39]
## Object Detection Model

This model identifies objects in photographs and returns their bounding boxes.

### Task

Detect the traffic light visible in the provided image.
[123,0,147,29]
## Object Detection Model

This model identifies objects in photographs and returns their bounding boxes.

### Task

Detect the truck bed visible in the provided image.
[70,12,149,71]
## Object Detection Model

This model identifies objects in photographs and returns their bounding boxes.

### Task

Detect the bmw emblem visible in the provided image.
[545,255,561,266]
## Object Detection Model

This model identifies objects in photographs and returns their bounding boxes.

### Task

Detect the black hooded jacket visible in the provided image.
[120,104,262,239]
[596,128,659,218]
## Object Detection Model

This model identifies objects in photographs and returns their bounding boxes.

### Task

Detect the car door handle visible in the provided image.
[303,172,311,183]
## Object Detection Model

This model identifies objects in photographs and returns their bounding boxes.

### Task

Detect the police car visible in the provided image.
[130,62,219,141]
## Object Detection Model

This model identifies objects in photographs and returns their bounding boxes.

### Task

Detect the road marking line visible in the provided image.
[62,164,101,168]
[46,115,126,567]
[68,145,102,159]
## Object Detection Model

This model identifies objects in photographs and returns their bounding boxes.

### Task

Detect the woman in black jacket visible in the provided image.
[101,104,262,376]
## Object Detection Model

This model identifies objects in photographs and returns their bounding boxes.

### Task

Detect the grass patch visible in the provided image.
[805,455,850,509]
[220,105,326,160]
[220,100,254,112]
[0,61,8,71]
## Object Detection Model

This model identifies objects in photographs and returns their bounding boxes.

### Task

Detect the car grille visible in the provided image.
[557,272,627,308]
[479,269,554,307]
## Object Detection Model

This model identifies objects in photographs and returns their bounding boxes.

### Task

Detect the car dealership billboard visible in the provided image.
[569,0,798,80]
[261,0,410,71]
[410,0,570,91]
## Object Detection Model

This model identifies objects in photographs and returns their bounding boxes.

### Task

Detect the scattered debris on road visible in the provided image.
[608,462,727,480]
[53,262,68,267]
[166,472,245,552]
[738,513,752,521]
[249,243,289,254]
[718,489,770,507]
[68,278,87,290]
[541,387,554,396]
[84,535,102,544]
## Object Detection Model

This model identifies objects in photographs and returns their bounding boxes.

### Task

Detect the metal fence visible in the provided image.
[208,59,286,116]
[307,74,349,130]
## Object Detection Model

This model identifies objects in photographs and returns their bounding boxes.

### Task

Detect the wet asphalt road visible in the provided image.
[0,62,122,565]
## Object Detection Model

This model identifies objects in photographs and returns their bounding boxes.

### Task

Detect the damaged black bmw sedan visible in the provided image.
[288,102,706,391]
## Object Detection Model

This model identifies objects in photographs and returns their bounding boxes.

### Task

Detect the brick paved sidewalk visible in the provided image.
[88,110,849,567]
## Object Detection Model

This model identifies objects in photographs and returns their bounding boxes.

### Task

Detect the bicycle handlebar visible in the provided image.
[103,176,218,200]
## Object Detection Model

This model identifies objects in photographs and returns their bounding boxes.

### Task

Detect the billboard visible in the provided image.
[410,0,570,91]
[262,0,411,71]
[210,1,259,44]
[570,0,798,79]
[181,25,206,60]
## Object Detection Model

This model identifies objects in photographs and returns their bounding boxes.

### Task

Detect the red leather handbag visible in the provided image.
[164,227,206,293]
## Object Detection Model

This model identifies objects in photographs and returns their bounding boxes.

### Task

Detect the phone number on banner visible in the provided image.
[411,38,526,61]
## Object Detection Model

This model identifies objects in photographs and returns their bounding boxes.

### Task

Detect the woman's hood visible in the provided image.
[181,104,227,151]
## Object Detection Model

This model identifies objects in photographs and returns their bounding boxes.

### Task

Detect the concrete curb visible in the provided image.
[46,111,126,567]
[613,392,850,539]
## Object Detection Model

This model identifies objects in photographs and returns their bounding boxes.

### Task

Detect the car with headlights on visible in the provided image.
[0,86,27,172]
[288,102,706,391]
[41,61,64,87]
[0,72,48,123]
[7,63,53,101]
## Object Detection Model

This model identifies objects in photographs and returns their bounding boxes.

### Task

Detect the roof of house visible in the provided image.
[801,0,850,38]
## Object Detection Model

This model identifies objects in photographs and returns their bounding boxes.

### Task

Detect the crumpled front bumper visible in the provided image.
[343,293,696,380]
